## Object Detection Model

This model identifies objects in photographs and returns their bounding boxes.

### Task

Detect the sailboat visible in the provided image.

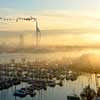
[67,76,80,100]
[80,74,97,100]
[80,85,96,100]
[95,74,100,100]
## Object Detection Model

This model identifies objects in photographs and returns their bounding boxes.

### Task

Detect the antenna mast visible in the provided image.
[0,16,41,48]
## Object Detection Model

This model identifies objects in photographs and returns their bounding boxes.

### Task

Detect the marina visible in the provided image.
[0,50,100,100]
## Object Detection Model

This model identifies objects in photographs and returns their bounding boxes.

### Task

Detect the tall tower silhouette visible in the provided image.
[35,20,41,48]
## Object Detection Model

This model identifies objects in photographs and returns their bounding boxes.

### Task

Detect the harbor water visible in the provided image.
[0,74,99,100]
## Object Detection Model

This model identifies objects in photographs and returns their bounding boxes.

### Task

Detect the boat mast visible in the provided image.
[95,74,99,92]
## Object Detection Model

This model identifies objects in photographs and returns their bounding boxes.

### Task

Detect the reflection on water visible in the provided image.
[0,74,99,100]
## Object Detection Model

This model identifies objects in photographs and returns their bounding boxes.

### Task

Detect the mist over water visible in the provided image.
[0,48,100,71]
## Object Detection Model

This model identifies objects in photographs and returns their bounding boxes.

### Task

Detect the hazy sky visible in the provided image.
[0,0,100,11]
[0,0,100,46]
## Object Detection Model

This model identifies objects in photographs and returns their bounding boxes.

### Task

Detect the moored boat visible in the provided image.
[14,90,27,97]
[67,95,80,100]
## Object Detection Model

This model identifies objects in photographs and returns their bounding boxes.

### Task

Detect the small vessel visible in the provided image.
[29,91,36,97]
[80,85,96,100]
[31,80,47,90]
[13,79,21,85]
[67,95,80,100]
[14,90,27,97]
[96,87,100,100]
[47,80,56,87]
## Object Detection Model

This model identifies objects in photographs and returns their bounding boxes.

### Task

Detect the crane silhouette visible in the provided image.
[0,16,41,48]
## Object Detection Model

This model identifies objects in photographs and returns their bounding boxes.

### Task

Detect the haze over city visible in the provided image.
[0,0,100,47]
